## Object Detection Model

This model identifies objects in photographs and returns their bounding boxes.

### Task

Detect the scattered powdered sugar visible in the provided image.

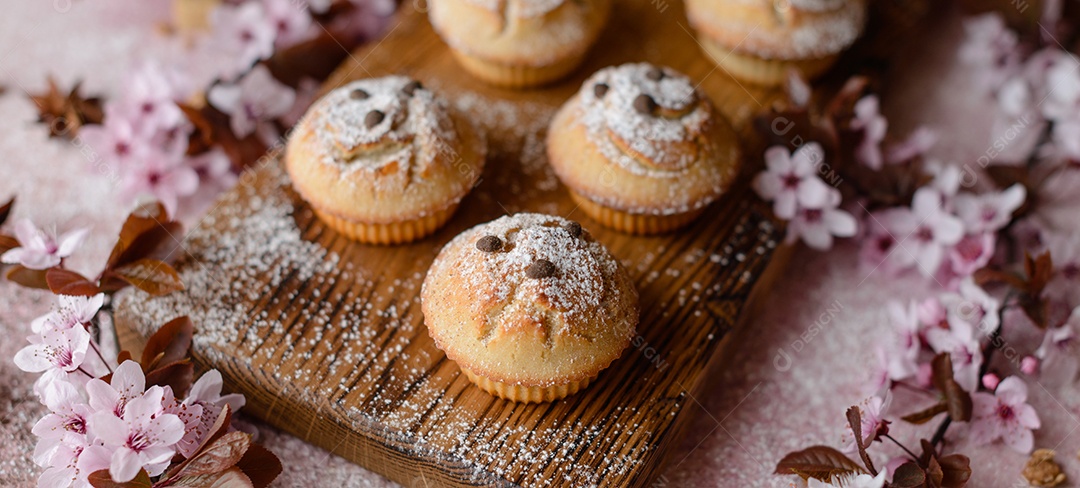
[578,63,712,175]
[696,0,866,59]
[312,77,457,177]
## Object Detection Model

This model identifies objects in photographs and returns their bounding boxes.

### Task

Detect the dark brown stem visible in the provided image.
[884,434,920,461]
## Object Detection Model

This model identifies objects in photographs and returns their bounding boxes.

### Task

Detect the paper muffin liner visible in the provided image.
[698,36,839,86]
[449,49,585,89]
[312,204,458,245]
[459,365,595,403]
[569,191,705,235]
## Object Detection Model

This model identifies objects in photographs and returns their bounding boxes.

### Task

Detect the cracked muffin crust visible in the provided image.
[546,63,742,234]
[285,76,486,244]
[421,213,638,403]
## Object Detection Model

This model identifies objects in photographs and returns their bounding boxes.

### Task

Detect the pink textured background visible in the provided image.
[0,2,1077,486]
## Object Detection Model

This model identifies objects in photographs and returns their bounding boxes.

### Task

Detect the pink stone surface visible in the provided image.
[0,2,1076,487]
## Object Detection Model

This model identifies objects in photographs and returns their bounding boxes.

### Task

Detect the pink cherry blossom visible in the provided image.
[1042,234,1080,308]
[1039,51,1080,122]
[89,386,185,481]
[807,472,886,488]
[886,127,937,164]
[120,151,199,216]
[177,149,238,219]
[969,376,1040,453]
[926,320,983,392]
[942,277,1000,336]
[982,373,1001,390]
[785,189,857,250]
[35,434,111,488]
[859,208,905,274]
[78,113,148,174]
[86,361,145,418]
[263,0,315,48]
[1,219,88,270]
[752,143,832,220]
[840,392,891,454]
[14,326,91,375]
[958,13,1020,92]
[211,2,277,80]
[1035,307,1080,386]
[850,96,887,170]
[34,294,105,334]
[1021,356,1040,375]
[883,301,920,382]
[917,297,946,327]
[943,232,995,280]
[184,370,246,444]
[32,380,92,463]
[208,65,296,139]
[954,184,1026,234]
[113,62,189,134]
[889,187,965,277]
[330,0,397,42]
[162,387,205,458]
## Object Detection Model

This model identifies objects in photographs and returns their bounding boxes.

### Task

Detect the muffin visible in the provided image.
[685,0,867,86]
[421,213,638,403]
[428,0,612,88]
[546,63,741,234]
[285,76,485,244]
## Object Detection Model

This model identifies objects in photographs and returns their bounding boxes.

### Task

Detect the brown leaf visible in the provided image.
[117,350,132,364]
[846,406,876,475]
[1025,252,1053,296]
[164,406,235,481]
[6,265,50,289]
[774,445,865,480]
[141,316,194,370]
[46,268,100,296]
[943,379,973,422]
[109,259,184,296]
[938,454,972,487]
[0,234,18,255]
[931,353,954,393]
[891,462,927,488]
[145,359,195,398]
[87,468,152,488]
[108,222,185,270]
[106,202,177,270]
[927,455,945,486]
[29,77,103,139]
[0,197,14,226]
[173,467,254,488]
[901,402,948,425]
[177,431,252,478]
[972,267,1026,290]
[234,442,282,488]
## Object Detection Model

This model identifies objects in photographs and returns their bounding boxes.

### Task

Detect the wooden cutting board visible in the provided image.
[115,1,788,486]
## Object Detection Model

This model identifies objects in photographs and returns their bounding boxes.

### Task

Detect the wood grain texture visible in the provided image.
[115,1,789,486]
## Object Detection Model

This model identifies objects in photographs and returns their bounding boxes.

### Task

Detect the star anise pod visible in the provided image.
[29,76,104,139]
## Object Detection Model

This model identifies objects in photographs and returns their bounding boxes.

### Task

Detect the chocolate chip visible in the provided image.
[402,80,423,96]
[364,110,385,128]
[645,67,665,81]
[350,88,369,100]
[476,235,502,253]
[564,221,582,238]
[593,83,609,98]
[634,94,657,116]
[526,259,557,279]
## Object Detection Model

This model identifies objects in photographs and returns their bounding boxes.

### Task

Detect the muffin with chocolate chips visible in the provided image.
[421,213,638,403]
[546,63,742,234]
[285,76,486,244]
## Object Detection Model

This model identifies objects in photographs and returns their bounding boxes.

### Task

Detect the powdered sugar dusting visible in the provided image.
[461,0,567,18]
[580,63,712,175]
[312,77,457,177]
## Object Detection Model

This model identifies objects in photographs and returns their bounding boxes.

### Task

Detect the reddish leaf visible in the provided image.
[172,467,254,488]
[774,446,864,480]
[234,442,283,488]
[117,350,132,364]
[1024,252,1053,296]
[108,222,184,270]
[943,379,973,422]
[6,265,50,289]
[0,197,13,226]
[87,469,152,488]
[164,406,235,481]
[106,203,170,267]
[891,462,927,488]
[141,316,194,370]
[145,359,195,398]
[846,406,876,475]
[0,234,18,255]
[938,454,972,487]
[927,455,945,486]
[931,353,953,393]
[901,402,948,425]
[46,268,100,296]
[177,431,252,478]
[109,259,184,296]
[972,267,1025,290]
